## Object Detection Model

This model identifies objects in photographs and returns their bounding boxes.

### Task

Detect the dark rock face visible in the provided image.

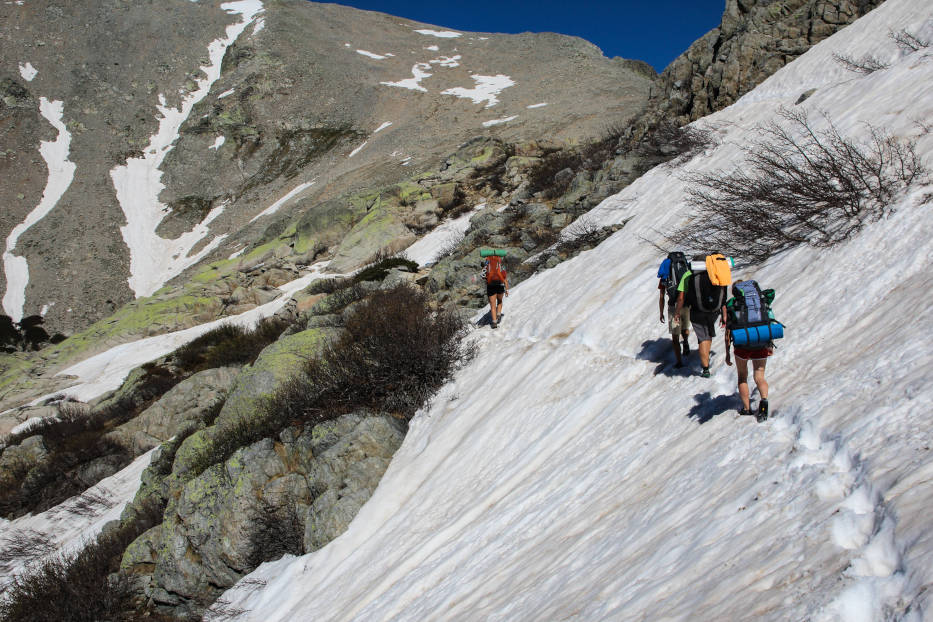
[655,0,885,122]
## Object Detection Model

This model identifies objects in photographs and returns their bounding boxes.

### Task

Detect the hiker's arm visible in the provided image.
[725,330,732,366]
[673,291,685,317]
[659,287,665,322]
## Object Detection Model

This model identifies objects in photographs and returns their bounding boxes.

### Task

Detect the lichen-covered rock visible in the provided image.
[107,367,239,455]
[327,206,415,273]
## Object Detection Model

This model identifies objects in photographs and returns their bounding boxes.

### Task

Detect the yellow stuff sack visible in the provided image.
[706,253,732,286]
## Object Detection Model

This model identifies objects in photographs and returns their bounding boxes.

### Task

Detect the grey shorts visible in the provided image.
[668,306,690,337]
[691,314,717,342]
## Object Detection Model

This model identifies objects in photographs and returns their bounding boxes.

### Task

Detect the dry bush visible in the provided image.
[245,494,304,568]
[528,151,583,198]
[173,316,291,373]
[634,119,714,164]
[557,218,604,254]
[889,28,929,52]
[306,276,352,295]
[0,495,165,622]
[354,256,419,282]
[432,232,466,263]
[676,108,927,261]
[832,52,890,74]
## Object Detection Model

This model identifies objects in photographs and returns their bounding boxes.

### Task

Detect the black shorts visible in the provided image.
[486,281,506,296]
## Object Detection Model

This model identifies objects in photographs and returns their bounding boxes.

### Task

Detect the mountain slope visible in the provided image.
[0,0,654,333]
[217,1,933,619]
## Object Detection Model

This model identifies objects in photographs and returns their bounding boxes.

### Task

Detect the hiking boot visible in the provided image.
[756,399,769,421]
[700,367,711,378]
[738,407,752,417]
[491,321,498,329]
[682,340,690,356]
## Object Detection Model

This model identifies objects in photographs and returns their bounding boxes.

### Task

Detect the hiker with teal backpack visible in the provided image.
[480,249,509,329]
[658,252,691,368]
[725,280,785,421]
[673,254,731,377]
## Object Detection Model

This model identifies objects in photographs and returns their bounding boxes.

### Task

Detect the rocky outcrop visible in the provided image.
[125,411,406,618]
[655,0,884,123]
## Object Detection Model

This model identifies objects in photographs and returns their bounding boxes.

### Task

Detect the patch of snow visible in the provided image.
[357,49,388,60]
[400,156,413,166]
[429,55,461,68]
[442,74,515,108]
[344,42,351,47]
[218,88,235,99]
[252,16,264,35]
[44,266,332,404]
[249,181,314,222]
[527,102,548,109]
[0,449,157,590]
[380,63,432,92]
[18,62,36,81]
[414,29,461,38]
[2,98,76,322]
[424,45,439,51]
[374,121,393,133]
[348,141,368,158]
[403,204,485,267]
[39,302,52,315]
[209,135,225,150]
[228,247,246,260]
[481,115,517,128]
[109,0,264,299]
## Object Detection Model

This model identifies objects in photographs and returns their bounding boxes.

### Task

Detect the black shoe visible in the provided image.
[756,399,769,421]
[682,341,690,356]
[491,322,498,329]
[700,367,711,378]
[738,407,752,417]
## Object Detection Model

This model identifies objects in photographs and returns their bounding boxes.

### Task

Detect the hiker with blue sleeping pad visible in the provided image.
[658,252,691,368]
[481,249,509,329]
[673,254,731,378]
[725,280,785,421]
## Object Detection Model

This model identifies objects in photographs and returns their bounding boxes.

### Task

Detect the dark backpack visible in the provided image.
[686,270,726,314]
[664,252,690,305]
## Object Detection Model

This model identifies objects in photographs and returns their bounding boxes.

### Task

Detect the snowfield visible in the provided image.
[215,0,933,620]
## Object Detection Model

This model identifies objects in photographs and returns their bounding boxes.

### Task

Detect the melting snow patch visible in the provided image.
[429,55,461,68]
[109,0,264,298]
[374,121,393,133]
[18,62,37,81]
[348,141,368,158]
[357,49,388,60]
[527,102,548,109]
[442,74,515,108]
[250,181,314,222]
[228,247,246,259]
[217,88,235,98]
[209,135,225,150]
[381,63,432,92]
[414,29,461,38]
[424,45,439,51]
[2,98,76,321]
[252,16,265,35]
[482,115,517,128]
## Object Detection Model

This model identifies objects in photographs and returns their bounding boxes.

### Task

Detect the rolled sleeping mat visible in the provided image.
[731,322,784,347]
[480,248,508,257]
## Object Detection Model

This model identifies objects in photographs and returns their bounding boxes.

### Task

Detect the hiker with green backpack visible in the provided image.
[480,249,509,329]
[725,280,785,421]
[673,254,731,377]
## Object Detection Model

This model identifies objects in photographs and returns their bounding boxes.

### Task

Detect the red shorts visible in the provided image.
[734,346,773,360]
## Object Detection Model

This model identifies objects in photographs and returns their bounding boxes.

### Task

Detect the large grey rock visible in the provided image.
[108,367,239,455]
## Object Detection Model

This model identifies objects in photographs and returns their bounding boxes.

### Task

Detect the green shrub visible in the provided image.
[353,257,419,282]
[173,316,291,373]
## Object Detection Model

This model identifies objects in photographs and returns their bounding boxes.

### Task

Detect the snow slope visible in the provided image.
[217,1,933,620]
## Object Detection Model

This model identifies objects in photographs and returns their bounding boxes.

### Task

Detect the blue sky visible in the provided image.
[326,1,726,72]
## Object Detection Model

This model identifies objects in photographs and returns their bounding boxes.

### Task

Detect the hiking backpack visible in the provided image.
[686,268,726,314]
[727,280,785,347]
[485,255,506,285]
[705,253,732,286]
[663,252,690,305]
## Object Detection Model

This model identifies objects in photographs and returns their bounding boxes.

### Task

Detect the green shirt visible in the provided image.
[677,270,692,292]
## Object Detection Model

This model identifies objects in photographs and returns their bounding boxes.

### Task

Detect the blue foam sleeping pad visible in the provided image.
[731,322,784,347]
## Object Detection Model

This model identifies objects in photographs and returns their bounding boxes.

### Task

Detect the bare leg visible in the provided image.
[496,293,504,319]
[736,357,750,410]
[752,359,769,399]
[672,338,683,365]
[698,339,711,368]
[488,294,498,324]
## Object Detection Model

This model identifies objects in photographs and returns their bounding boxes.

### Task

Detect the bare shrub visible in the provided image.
[245,494,304,568]
[306,276,352,295]
[889,28,929,53]
[0,495,165,622]
[635,119,714,163]
[676,108,927,261]
[0,528,56,568]
[354,256,419,282]
[528,151,583,198]
[173,316,291,373]
[832,52,890,74]
[433,231,466,262]
[557,218,604,255]
[65,487,115,517]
